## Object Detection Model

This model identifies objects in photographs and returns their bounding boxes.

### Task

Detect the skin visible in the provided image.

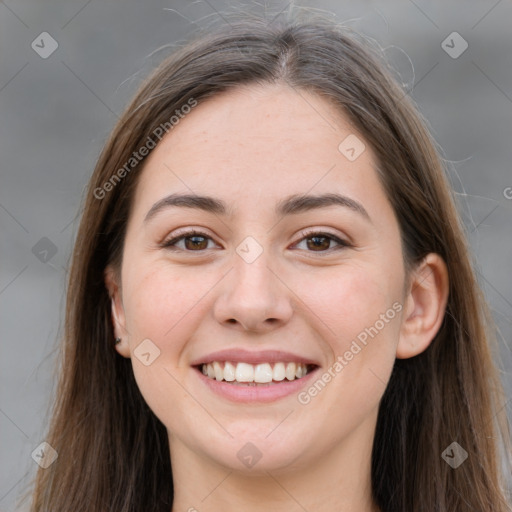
[105,84,449,512]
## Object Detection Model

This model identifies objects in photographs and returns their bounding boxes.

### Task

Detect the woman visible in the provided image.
[27,12,511,512]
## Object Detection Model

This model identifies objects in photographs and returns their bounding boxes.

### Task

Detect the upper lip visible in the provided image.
[190,349,320,367]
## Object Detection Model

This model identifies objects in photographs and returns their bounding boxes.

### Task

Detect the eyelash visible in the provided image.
[161,229,351,254]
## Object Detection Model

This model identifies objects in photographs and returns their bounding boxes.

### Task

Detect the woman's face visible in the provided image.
[108,84,409,473]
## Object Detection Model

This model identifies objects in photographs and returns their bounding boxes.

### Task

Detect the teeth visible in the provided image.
[254,363,273,383]
[223,361,236,382]
[285,362,296,380]
[200,361,311,383]
[213,361,223,381]
[235,362,254,382]
[273,362,285,381]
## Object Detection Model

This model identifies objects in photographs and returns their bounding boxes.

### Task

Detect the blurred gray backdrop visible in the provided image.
[1,1,511,510]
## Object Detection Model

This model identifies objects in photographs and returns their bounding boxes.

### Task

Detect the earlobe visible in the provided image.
[104,265,131,358]
[396,253,449,359]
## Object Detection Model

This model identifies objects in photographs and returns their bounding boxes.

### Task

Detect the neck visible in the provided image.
[169,411,380,512]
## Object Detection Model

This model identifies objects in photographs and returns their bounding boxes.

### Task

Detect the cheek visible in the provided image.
[122,263,220,355]
[120,264,218,428]
[291,266,401,446]
[293,260,403,413]
[309,265,402,387]
[294,261,402,351]
[114,243,205,434]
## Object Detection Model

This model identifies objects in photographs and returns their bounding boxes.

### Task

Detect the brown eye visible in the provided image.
[162,230,216,251]
[294,231,350,253]
[183,235,209,250]
[162,229,349,254]
[306,235,332,251]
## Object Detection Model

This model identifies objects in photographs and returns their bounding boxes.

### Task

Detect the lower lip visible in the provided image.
[194,367,320,403]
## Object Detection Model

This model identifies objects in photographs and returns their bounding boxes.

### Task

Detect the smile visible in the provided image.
[190,349,320,402]
[199,361,313,384]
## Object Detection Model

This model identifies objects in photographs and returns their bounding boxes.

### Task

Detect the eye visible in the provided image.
[161,229,351,253]
[161,229,218,252]
[293,230,351,253]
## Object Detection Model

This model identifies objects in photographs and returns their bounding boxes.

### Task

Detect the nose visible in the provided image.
[213,250,293,334]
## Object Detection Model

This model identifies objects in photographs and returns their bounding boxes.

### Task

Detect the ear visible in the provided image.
[396,253,449,359]
[104,265,131,358]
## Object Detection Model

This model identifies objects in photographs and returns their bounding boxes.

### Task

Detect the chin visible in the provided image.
[195,425,312,474]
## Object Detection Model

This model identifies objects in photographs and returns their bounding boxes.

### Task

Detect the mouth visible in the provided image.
[193,361,317,386]
[191,349,321,402]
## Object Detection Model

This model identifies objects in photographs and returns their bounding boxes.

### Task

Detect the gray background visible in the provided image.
[1,0,511,510]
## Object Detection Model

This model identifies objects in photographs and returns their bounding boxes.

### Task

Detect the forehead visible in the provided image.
[131,84,387,220]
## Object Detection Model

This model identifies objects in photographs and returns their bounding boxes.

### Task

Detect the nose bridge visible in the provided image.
[231,241,278,310]
[213,236,293,331]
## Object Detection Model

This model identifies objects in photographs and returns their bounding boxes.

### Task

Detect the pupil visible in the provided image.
[308,236,329,251]
[183,235,331,251]
[185,236,207,250]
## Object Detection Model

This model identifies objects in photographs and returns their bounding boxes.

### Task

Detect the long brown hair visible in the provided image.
[26,11,511,512]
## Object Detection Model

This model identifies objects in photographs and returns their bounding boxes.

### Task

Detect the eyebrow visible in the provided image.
[144,192,371,223]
